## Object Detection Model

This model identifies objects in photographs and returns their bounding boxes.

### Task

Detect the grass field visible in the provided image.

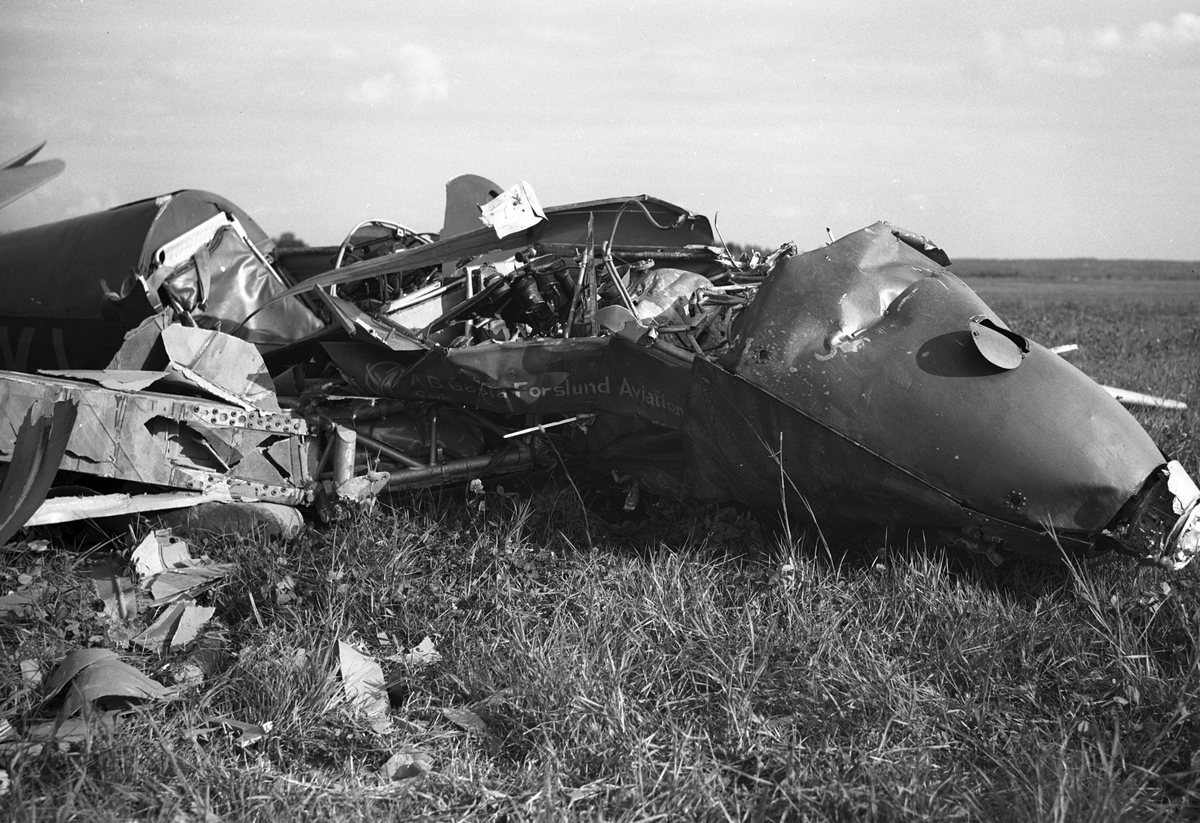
[2,265,1199,821]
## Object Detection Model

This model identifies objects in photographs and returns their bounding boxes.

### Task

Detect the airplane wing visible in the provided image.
[0,142,65,209]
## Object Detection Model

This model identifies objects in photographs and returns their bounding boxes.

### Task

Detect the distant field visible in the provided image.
[951,258,1200,280]
[953,258,1200,310]
[962,275,1200,307]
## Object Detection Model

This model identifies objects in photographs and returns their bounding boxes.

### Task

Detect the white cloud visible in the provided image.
[345,43,448,106]
[981,12,1200,80]
[982,27,1105,78]
[1090,27,1122,51]
[1139,12,1200,46]
[329,42,360,62]
[350,74,394,105]
[392,44,448,103]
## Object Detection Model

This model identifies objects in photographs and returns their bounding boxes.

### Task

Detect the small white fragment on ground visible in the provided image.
[131,530,196,579]
[20,659,42,687]
[442,706,487,735]
[188,716,273,748]
[390,636,441,667]
[337,641,392,733]
[380,749,433,782]
[275,575,297,605]
[161,660,205,689]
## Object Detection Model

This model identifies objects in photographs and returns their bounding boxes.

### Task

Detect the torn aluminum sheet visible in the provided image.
[49,322,281,413]
[0,370,315,505]
[42,648,175,719]
[132,602,215,652]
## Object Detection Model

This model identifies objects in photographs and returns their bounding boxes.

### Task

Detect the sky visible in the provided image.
[2,1,1199,259]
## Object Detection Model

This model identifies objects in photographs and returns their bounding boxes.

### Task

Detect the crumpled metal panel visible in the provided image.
[0,371,315,504]
[716,222,1165,540]
[0,399,77,545]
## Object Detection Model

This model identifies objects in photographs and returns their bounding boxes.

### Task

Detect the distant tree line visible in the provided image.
[273,232,307,248]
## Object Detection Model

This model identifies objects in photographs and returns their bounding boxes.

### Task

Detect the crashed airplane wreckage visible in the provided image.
[0,164,1196,568]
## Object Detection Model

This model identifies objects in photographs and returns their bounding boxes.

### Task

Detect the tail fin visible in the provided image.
[441,174,503,239]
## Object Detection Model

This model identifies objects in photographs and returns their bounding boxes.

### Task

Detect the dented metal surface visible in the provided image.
[692,224,1173,558]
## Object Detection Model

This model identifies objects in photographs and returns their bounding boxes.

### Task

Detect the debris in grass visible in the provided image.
[147,563,233,606]
[337,640,392,734]
[0,538,50,555]
[0,581,46,617]
[20,659,41,687]
[274,574,297,605]
[390,635,441,667]
[188,715,273,748]
[379,748,433,783]
[43,647,175,718]
[0,716,44,761]
[132,602,215,652]
[131,529,196,578]
[442,706,487,735]
[170,604,215,647]
[129,530,235,606]
[88,556,138,621]
[29,710,120,745]
[160,659,206,689]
